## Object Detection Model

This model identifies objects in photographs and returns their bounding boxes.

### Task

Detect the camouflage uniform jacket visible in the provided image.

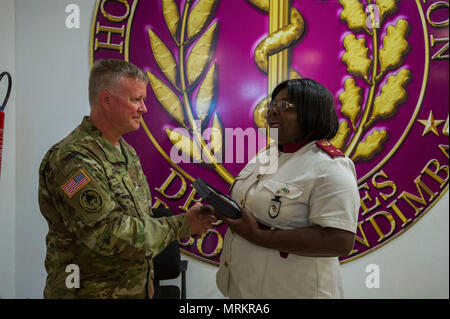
[38,116,190,298]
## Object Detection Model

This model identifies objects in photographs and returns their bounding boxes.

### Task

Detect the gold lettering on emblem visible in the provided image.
[367,211,396,243]
[421,158,449,188]
[179,236,195,248]
[442,116,449,136]
[196,229,224,258]
[426,0,449,60]
[426,1,449,28]
[372,170,398,201]
[95,23,125,53]
[359,183,382,216]
[155,168,187,200]
[151,197,169,209]
[430,35,449,60]
[386,200,413,228]
[438,144,449,158]
[398,176,438,216]
[178,187,202,212]
[100,0,130,23]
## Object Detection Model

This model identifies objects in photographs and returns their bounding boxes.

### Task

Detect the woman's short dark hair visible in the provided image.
[271,78,339,141]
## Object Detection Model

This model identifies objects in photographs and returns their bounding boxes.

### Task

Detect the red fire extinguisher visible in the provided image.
[0,71,12,178]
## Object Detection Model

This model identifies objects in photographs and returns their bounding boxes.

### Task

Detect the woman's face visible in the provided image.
[267,87,302,145]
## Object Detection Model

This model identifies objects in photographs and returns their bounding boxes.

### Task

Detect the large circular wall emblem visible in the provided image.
[91,0,449,265]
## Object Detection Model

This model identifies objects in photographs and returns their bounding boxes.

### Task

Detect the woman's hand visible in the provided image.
[220,206,261,243]
[220,207,355,257]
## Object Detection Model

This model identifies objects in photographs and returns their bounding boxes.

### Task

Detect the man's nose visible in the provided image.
[139,100,147,114]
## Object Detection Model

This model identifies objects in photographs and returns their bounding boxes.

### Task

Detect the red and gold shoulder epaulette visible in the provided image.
[315,140,345,158]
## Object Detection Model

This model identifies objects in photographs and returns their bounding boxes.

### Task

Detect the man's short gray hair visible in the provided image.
[88,59,148,107]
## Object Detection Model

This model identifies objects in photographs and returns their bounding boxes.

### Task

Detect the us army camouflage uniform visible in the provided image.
[38,116,191,298]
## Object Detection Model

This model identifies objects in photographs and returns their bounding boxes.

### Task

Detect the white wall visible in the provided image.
[1,0,448,299]
[0,0,16,299]
[14,0,91,298]
[342,193,449,298]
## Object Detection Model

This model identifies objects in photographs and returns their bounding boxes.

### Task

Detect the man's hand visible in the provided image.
[186,203,216,237]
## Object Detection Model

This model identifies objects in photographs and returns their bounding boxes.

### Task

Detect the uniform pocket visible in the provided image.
[123,176,145,217]
[262,180,306,228]
[263,180,303,199]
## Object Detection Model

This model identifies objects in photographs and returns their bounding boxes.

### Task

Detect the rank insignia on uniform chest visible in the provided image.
[269,196,281,218]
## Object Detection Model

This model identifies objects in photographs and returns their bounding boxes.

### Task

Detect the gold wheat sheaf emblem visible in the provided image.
[147,0,235,184]
[331,0,411,162]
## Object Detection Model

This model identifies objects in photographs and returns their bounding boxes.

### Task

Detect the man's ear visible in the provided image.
[98,90,111,109]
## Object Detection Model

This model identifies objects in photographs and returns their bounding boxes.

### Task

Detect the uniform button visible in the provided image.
[256,174,262,179]
[240,199,244,206]
[224,261,229,267]
[276,190,281,194]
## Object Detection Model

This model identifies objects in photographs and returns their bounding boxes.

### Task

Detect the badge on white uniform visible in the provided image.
[269,196,281,218]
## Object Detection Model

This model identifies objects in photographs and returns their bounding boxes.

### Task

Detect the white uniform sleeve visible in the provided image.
[309,160,360,233]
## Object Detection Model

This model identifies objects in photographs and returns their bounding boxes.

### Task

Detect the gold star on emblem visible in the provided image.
[418,111,445,136]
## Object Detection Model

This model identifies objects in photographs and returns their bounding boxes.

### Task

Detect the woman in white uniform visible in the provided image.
[216,78,360,298]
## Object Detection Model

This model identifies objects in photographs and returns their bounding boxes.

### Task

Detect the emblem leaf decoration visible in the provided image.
[148,28,178,87]
[339,0,367,32]
[342,34,371,80]
[352,130,388,162]
[339,78,362,130]
[330,121,351,151]
[248,0,269,12]
[187,0,218,41]
[377,0,397,24]
[166,128,202,162]
[146,1,234,184]
[186,22,218,85]
[147,71,185,127]
[209,113,223,156]
[366,68,410,128]
[379,19,409,75]
[334,1,411,163]
[162,0,180,42]
[195,62,216,122]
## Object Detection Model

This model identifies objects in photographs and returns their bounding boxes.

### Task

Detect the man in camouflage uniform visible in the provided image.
[38,59,215,298]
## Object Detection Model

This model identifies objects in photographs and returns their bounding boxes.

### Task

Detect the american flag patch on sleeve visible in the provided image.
[61,169,91,198]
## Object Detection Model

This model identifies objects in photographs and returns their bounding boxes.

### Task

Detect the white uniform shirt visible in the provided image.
[216,141,360,298]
